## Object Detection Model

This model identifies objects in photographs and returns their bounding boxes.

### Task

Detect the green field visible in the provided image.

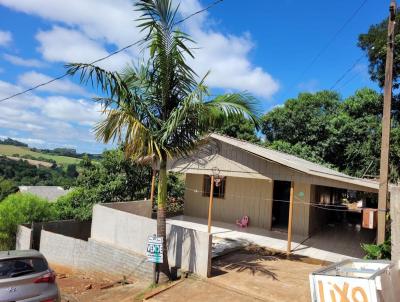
[0,145,81,166]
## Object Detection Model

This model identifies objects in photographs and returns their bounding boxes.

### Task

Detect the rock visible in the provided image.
[85,284,93,290]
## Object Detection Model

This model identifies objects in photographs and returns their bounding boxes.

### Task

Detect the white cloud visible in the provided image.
[18,71,88,96]
[0,30,12,46]
[42,96,102,126]
[36,26,133,71]
[3,54,46,68]
[0,0,279,98]
[0,80,103,146]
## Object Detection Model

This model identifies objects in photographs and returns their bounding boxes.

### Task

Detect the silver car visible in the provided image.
[0,250,60,302]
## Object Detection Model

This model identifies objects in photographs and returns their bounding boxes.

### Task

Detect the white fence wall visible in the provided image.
[15,225,31,250]
[91,204,212,277]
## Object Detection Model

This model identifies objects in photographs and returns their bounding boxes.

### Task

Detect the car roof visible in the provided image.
[0,250,44,260]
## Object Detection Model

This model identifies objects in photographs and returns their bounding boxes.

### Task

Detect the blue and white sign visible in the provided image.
[146,235,163,263]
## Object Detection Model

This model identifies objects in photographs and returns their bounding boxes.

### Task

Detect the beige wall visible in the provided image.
[292,182,311,237]
[185,175,315,236]
[184,174,273,229]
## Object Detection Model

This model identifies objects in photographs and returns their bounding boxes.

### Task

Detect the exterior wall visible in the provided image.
[16,225,32,250]
[184,174,273,229]
[170,139,377,193]
[292,182,311,237]
[91,204,212,278]
[39,230,153,280]
[103,200,152,218]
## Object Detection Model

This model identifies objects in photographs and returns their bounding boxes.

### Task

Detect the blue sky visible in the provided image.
[0,0,387,153]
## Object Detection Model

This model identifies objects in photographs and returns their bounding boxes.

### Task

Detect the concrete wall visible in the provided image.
[16,225,32,250]
[91,204,212,278]
[39,230,153,280]
[184,174,273,229]
[103,200,152,218]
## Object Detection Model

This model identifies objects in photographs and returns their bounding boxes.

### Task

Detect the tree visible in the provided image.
[358,12,400,89]
[216,115,260,143]
[53,149,153,221]
[66,0,259,279]
[0,178,18,202]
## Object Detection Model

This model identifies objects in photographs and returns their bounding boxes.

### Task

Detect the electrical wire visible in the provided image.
[330,54,364,90]
[0,0,225,104]
[183,185,386,212]
[279,0,368,101]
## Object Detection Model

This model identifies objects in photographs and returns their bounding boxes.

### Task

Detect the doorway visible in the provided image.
[272,180,291,230]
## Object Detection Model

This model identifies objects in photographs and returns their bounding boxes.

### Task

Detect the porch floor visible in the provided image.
[167,215,375,263]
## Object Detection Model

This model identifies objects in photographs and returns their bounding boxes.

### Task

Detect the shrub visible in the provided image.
[362,238,391,260]
[53,188,92,221]
[0,193,54,250]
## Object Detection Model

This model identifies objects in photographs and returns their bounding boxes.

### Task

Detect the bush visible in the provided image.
[0,193,54,250]
[53,188,92,221]
[362,238,391,260]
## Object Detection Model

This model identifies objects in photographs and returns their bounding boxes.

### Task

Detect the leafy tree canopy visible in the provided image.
[262,88,400,182]
[358,12,400,89]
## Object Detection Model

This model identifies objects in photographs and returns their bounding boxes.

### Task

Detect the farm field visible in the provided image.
[0,145,80,166]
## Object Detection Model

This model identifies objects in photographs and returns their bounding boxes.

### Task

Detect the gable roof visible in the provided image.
[210,133,379,191]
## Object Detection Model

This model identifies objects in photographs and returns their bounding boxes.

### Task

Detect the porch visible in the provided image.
[167,215,375,263]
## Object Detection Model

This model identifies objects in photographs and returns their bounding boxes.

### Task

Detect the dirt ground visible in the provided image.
[51,264,148,302]
[51,246,326,302]
[148,246,326,302]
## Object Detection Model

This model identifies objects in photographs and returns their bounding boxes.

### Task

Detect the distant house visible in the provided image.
[18,186,69,202]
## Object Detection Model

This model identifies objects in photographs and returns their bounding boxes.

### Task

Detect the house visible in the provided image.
[18,186,69,202]
[168,133,380,260]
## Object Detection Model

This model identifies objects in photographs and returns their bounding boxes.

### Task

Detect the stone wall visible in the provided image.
[39,230,153,280]
[91,204,212,277]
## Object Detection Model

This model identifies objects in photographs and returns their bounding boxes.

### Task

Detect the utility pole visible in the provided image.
[377,0,397,244]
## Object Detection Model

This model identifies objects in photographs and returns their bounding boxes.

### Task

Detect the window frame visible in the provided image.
[202,175,226,199]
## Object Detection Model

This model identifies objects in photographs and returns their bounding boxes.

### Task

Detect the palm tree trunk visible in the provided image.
[156,157,171,281]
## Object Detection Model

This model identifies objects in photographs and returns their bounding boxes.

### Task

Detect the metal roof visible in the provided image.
[210,133,379,191]
[18,186,70,202]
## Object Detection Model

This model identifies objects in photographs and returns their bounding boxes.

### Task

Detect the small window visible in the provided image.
[203,175,226,198]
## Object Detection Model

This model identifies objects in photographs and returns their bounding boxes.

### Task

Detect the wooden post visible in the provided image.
[377,0,396,244]
[207,175,215,233]
[390,186,400,262]
[287,181,295,257]
[150,169,156,204]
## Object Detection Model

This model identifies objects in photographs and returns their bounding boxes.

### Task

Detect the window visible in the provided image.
[203,175,226,198]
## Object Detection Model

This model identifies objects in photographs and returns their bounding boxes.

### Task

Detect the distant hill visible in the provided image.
[0,138,101,167]
[0,145,80,167]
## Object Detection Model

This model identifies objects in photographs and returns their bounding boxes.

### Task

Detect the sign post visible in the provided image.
[146,235,163,284]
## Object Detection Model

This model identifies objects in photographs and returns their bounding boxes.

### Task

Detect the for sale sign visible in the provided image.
[146,235,163,263]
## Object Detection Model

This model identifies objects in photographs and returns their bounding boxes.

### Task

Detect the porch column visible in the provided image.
[207,175,215,233]
[287,181,295,256]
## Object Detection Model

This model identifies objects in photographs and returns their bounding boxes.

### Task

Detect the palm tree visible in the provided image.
[66,0,259,280]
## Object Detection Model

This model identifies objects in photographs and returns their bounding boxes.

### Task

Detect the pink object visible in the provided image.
[236,216,249,228]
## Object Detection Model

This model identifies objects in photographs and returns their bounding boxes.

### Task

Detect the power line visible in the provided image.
[280,0,368,100]
[174,0,223,25]
[0,0,224,104]
[330,54,364,90]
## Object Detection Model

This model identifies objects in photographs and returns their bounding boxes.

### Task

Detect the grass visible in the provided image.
[0,145,80,166]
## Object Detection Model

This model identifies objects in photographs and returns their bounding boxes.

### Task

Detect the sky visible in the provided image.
[0,0,388,153]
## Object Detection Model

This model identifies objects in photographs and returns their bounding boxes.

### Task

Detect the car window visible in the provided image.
[0,258,48,279]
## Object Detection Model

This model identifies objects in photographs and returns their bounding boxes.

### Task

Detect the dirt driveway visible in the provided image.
[51,264,148,302]
[148,246,326,302]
